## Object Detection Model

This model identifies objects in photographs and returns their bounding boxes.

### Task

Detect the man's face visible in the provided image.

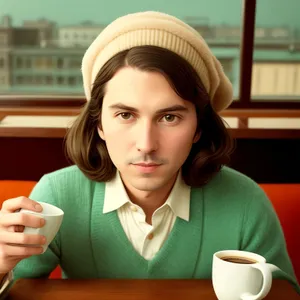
[99,67,199,192]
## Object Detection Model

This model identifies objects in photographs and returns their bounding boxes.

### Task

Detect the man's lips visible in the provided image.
[131,163,162,173]
[132,163,161,167]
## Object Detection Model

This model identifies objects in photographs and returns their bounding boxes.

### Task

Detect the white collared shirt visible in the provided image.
[103,171,191,260]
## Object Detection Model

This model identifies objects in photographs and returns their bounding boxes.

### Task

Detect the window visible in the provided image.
[57,58,64,69]
[69,58,81,69]
[68,76,76,86]
[35,57,52,69]
[0,0,299,109]
[252,0,300,101]
[16,76,24,84]
[16,57,23,69]
[0,33,8,46]
[0,0,242,99]
[57,76,65,85]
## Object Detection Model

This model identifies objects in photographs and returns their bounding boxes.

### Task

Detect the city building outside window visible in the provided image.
[0,0,299,107]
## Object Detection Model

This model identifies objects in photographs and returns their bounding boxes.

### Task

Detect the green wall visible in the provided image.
[1,0,299,28]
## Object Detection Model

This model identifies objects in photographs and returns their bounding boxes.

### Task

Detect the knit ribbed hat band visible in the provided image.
[91,29,210,92]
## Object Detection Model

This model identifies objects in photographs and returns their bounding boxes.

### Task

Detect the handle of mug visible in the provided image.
[240,263,276,300]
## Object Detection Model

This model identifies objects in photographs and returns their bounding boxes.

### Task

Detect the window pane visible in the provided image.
[252,0,300,101]
[0,0,241,98]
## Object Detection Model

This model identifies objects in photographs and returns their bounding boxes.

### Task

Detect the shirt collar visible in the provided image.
[103,171,131,214]
[103,171,191,221]
[164,171,191,221]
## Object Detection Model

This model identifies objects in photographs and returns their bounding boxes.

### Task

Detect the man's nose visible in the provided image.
[135,121,158,154]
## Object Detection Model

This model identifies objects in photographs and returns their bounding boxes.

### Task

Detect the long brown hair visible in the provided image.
[65,46,234,187]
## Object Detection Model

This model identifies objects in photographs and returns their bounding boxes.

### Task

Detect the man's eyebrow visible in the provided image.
[108,103,189,114]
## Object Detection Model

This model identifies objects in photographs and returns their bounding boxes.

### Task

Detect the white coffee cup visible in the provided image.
[212,250,280,300]
[19,202,64,253]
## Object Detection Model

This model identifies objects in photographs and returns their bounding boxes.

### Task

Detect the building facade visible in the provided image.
[10,47,83,94]
[58,22,105,48]
[0,15,299,97]
[0,26,11,90]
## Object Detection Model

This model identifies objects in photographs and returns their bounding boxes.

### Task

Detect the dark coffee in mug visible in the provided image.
[221,256,258,264]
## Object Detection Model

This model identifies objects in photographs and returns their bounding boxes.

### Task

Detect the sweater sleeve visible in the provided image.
[13,175,61,280]
[240,182,300,293]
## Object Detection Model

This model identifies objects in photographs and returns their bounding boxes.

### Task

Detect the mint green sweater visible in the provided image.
[14,165,299,291]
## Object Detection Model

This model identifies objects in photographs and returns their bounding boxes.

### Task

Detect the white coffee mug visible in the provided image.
[212,250,280,300]
[19,202,64,253]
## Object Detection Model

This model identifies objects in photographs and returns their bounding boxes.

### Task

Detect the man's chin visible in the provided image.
[129,178,165,192]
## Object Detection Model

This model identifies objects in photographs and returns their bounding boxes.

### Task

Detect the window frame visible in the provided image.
[231,0,300,109]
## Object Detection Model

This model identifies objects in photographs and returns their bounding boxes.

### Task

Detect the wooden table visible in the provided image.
[7,279,299,299]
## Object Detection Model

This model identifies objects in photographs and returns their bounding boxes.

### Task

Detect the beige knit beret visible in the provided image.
[82,11,233,112]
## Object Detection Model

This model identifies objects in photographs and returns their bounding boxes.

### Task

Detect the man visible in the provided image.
[0,11,299,294]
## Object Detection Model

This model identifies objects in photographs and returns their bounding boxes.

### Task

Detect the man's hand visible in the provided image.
[0,196,46,275]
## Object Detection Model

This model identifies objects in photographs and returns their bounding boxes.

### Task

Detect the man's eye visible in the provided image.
[163,114,176,122]
[119,113,132,120]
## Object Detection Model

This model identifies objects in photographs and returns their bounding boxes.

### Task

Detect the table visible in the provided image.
[7,279,299,299]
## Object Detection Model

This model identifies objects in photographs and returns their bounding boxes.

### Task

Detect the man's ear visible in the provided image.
[193,131,201,143]
[97,126,105,140]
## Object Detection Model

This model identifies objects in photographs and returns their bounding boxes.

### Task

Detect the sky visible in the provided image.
[0,0,299,28]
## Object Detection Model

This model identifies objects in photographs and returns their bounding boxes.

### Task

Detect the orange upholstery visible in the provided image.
[0,181,61,279]
[0,181,37,205]
[0,181,299,282]
[260,184,300,282]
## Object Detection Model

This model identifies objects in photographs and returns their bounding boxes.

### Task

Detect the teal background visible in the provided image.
[0,0,299,28]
